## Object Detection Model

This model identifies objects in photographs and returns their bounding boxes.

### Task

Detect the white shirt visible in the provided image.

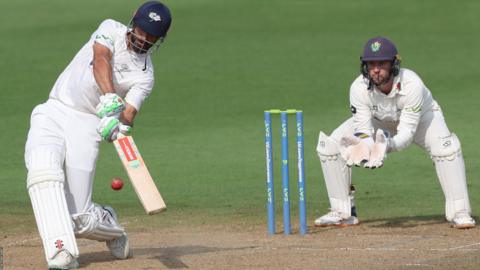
[49,19,154,114]
[349,68,438,151]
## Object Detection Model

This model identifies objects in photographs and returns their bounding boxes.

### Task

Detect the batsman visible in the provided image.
[24,1,171,269]
[315,36,475,229]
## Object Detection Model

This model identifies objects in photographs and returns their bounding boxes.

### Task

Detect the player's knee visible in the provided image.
[317,131,341,157]
[26,147,65,188]
[27,169,65,189]
[429,133,462,161]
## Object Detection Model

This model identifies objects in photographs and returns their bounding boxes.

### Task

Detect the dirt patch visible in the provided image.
[2,219,480,270]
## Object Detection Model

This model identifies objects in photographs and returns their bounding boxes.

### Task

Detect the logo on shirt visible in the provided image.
[405,105,421,113]
[118,64,130,72]
[149,12,161,22]
[95,34,114,47]
[371,41,381,52]
[350,105,357,114]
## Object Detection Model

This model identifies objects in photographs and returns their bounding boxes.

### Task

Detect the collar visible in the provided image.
[392,75,405,96]
[373,75,404,97]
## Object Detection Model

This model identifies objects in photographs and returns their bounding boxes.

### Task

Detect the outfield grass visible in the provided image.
[1,0,479,232]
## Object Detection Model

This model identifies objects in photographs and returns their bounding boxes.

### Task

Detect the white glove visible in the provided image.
[95,93,125,118]
[339,134,372,167]
[97,116,132,142]
[364,129,389,169]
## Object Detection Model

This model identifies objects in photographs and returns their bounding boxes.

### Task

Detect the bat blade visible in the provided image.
[113,135,166,214]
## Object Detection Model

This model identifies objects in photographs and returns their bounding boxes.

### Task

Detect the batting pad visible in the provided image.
[430,133,471,221]
[73,203,125,241]
[28,172,79,260]
[317,132,352,217]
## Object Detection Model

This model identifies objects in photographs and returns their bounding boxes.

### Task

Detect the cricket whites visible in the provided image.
[113,135,166,214]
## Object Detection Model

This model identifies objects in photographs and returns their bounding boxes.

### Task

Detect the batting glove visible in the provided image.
[96,93,126,118]
[364,129,389,169]
[97,116,132,142]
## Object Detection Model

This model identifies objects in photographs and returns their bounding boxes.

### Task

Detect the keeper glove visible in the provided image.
[364,129,389,169]
[339,133,373,167]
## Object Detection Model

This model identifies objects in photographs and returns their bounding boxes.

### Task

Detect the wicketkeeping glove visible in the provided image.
[339,133,373,167]
[364,129,389,169]
[97,116,132,142]
[95,93,126,118]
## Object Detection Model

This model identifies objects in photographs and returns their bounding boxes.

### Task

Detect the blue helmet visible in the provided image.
[131,1,172,38]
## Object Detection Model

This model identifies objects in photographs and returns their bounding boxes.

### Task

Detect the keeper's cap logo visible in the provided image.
[149,12,161,22]
[371,41,381,52]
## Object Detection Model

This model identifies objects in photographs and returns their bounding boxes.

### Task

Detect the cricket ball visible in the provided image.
[111,177,124,190]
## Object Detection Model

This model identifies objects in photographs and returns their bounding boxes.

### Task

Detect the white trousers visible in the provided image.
[25,99,100,215]
[321,107,472,220]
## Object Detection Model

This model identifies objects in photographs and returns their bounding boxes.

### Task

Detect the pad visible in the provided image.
[26,148,79,260]
[316,132,352,217]
[430,133,471,221]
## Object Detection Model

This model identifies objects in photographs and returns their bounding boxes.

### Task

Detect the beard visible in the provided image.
[127,33,154,54]
[371,73,391,87]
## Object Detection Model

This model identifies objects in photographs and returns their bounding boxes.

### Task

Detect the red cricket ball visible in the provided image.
[111,177,124,190]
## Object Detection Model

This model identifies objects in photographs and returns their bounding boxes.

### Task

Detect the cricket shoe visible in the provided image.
[103,206,131,259]
[451,212,476,229]
[48,249,79,269]
[314,211,359,227]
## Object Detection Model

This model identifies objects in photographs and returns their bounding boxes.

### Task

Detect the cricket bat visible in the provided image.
[113,135,166,214]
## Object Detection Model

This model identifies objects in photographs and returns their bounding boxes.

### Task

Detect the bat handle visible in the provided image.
[115,133,127,141]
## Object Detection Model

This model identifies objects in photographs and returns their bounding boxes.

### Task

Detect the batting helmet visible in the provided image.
[131,1,172,38]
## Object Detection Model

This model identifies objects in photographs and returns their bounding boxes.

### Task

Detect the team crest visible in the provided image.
[149,12,161,22]
[371,41,381,52]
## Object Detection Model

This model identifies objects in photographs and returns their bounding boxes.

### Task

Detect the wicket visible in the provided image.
[264,109,307,235]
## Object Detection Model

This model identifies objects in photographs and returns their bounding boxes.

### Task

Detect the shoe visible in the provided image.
[48,249,79,269]
[314,211,359,227]
[106,233,131,259]
[451,212,476,229]
[103,206,131,259]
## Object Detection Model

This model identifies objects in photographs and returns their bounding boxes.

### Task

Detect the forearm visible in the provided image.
[93,58,115,94]
[389,109,421,152]
[350,90,374,136]
[389,129,414,152]
[92,42,115,94]
[119,104,137,126]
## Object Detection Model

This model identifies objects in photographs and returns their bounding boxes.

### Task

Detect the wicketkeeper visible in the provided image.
[24,1,171,268]
[315,36,475,229]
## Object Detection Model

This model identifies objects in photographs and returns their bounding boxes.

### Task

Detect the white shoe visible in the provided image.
[314,211,359,227]
[48,249,79,269]
[103,206,131,259]
[451,212,476,229]
[106,233,131,259]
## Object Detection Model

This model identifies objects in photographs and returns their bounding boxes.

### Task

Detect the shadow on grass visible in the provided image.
[80,245,258,269]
